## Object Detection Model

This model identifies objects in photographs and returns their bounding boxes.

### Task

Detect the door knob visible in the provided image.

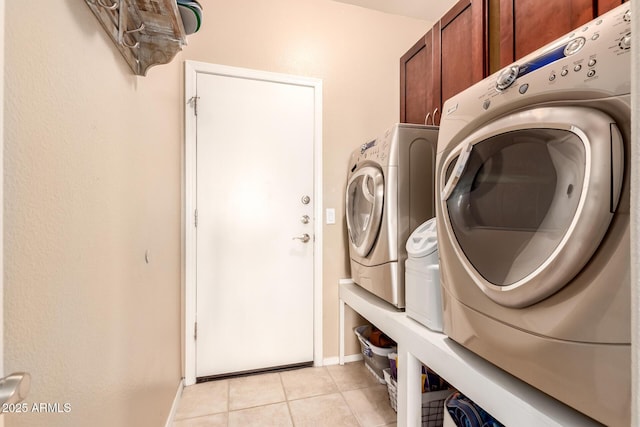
[0,372,30,405]
[292,233,311,243]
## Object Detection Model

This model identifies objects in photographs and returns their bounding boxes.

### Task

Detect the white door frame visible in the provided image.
[183,60,323,385]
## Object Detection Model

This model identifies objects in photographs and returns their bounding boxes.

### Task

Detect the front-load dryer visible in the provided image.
[435,5,631,426]
[346,123,438,308]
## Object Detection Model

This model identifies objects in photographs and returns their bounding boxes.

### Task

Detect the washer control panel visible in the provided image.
[348,124,436,171]
[351,135,390,165]
[349,128,393,171]
[442,3,631,122]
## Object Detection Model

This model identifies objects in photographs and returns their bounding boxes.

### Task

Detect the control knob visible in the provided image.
[619,32,631,50]
[564,37,586,56]
[496,65,520,91]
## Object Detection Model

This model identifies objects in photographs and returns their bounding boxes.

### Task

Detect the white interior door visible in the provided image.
[194,68,317,378]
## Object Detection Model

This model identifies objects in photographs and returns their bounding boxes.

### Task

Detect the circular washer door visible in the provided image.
[346,165,384,257]
[440,106,624,308]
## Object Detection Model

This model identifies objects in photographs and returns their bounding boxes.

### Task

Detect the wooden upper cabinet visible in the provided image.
[438,0,488,118]
[400,0,488,125]
[400,29,436,125]
[499,0,628,67]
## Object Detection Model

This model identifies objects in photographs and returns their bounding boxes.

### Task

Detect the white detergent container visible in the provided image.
[405,217,443,332]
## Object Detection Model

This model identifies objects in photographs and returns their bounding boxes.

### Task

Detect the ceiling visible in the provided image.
[333,0,458,23]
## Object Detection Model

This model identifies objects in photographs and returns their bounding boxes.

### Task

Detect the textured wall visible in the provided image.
[4,1,182,426]
[179,0,432,359]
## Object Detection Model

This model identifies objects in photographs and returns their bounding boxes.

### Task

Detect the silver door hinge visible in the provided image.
[188,96,200,116]
[194,322,198,340]
[194,209,198,227]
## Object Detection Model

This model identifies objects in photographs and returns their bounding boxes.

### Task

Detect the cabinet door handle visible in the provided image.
[424,112,432,125]
[433,108,440,125]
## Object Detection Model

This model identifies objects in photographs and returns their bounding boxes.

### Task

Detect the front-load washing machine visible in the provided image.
[435,5,631,426]
[346,123,438,308]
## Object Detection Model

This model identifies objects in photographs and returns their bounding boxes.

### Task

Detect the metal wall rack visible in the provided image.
[85,0,187,76]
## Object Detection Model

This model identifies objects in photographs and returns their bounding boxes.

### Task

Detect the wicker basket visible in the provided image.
[383,369,453,427]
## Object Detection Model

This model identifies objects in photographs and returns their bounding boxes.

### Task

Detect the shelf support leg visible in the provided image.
[398,347,421,427]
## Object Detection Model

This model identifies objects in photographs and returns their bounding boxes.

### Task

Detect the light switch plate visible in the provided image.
[326,208,336,225]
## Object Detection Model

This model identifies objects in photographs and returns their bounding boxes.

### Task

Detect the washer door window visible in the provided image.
[346,166,384,257]
[441,107,624,308]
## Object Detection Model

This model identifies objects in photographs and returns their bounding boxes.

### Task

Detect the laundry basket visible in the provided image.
[354,325,396,383]
[444,392,505,427]
[383,368,453,426]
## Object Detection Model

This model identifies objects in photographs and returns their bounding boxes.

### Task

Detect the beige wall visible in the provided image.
[179,0,430,358]
[4,2,182,427]
[3,0,429,425]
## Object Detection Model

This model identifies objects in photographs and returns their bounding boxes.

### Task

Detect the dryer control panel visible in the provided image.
[493,6,630,93]
[441,2,631,129]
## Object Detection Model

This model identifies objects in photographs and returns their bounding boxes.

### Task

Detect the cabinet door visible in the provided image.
[437,0,488,124]
[400,29,436,125]
[598,0,627,15]
[499,0,594,66]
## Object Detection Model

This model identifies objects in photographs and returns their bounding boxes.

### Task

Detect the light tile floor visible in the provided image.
[173,362,397,427]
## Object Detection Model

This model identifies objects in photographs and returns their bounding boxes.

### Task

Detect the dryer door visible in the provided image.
[346,165,384,257]
[440,106,624,308]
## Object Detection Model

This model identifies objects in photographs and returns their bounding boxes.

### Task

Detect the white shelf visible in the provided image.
[339,281,602,427]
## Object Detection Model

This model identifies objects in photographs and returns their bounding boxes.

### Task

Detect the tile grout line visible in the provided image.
[327,364,366,427]
[278,371,297,426]
[339,388,360,427]
[227,378,231,415]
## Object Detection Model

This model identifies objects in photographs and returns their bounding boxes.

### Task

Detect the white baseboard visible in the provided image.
[165,378,184,427]
[323,353,363,366]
